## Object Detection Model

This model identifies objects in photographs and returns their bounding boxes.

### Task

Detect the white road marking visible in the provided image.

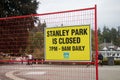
[25,71,46,75]
[5,70,26,80]
[4,65,120,80]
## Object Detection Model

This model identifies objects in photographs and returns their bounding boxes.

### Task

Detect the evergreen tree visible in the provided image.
[0,0,39,53]
[116,27,120,46]
[0,0,39,18]
[98,26,120,47]
[102,26,111,43]
[110,28,117,45]
[98,28,103,44]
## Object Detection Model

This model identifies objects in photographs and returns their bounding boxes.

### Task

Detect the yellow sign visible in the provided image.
[45,25,91,61]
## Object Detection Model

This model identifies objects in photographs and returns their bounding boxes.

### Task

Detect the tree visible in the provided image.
[110,28,118,45]
[91,29,95,50]
[0,0,39,18]
[28,20,46,58]
[0,0,39,54]
[31,32,44,58]
[102,26,111,43]
[98,26,120,47]
[115,27,120,46]
[98,28,103,44]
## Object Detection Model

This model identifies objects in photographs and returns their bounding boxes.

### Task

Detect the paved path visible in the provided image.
[99,66,120,80]
[0,64,120,80]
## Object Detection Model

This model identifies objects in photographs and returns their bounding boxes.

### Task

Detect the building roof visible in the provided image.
[102,47,108,50]
[99,43,118,51]
[117,47,120,51]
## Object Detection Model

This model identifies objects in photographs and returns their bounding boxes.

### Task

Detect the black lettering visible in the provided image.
[49,46,58,51]
[71,28,88,36]
[59,37,80,44]
[66,30,69,36]
[47,31,50,37]
[71,29,75,35]
[56,30,61,36]
[84,28,87,35]
[52,38,57,44]
[72,46,85,51]
[59,38,63,44]
[62,46,71,51]
[79,29,84,35]
[47,30,69,37]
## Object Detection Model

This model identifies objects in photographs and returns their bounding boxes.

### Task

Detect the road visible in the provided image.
[0,64,120,80]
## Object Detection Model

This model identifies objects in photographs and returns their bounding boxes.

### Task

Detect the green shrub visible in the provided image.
[114,60,120,65]
[102,59,120,65]
[102,60,108,65]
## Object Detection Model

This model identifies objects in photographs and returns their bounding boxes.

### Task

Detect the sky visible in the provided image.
[37,0,120,29]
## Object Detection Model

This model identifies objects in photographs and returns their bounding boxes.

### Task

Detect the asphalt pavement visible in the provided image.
[0,64,120,80]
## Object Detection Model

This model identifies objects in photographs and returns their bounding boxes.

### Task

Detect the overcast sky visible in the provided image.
[37,0,120,29]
